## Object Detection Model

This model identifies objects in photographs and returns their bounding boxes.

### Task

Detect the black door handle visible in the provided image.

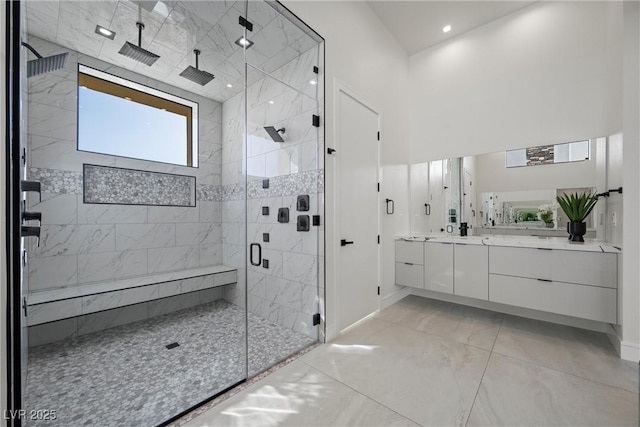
[340,239,354,246]
[250,243,262,266]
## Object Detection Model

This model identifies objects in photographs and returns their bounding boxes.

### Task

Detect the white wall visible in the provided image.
[620,1,640,361]
[409,1,616,161]
[283,1,411,339]
[1,0,8,423]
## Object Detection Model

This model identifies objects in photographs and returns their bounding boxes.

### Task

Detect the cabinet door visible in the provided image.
[454,244,488,300]
[424,242,454,294]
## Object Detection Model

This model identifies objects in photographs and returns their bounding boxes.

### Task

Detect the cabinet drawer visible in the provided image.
[395,240,424,265]
[489,246,617,288]
[489,274,617,323]
[395,262,424,288]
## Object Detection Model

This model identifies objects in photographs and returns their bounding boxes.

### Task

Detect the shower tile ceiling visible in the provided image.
[25,0,318,102]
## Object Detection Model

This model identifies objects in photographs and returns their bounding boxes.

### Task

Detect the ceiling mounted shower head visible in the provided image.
[22,42,68,77]
[118,22,160,66]
[179,49,215,86]
[264,126,286,143]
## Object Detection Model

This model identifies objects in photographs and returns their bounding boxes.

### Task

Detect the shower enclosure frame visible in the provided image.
[6,0,26,424]
[3,1,326,425]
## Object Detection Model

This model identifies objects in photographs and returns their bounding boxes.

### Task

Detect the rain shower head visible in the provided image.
[22,42,68,77]
[264,126,286,143]
[179,49,215,86]
[118,22,160,66]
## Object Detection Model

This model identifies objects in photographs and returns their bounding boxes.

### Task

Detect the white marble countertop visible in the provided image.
[396,235,621,253]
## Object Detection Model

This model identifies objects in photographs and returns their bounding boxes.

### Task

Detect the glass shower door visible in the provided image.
[244,57,322,375]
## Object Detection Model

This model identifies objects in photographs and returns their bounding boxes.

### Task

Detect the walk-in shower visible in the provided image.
[6,0,325,425]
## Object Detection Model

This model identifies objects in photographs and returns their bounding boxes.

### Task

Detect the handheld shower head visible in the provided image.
[22,42,68,77]
[179,49,215,86]
[118,22,160,66]
[264,126,286,143]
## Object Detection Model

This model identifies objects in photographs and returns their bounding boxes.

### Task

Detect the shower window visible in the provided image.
[77,65,199,167]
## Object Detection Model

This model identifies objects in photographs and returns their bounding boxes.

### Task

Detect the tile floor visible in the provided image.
[25,300,316,426]
[186,295,639,426]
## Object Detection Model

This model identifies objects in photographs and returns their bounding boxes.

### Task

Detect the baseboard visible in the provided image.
[609,325,640,362]
[620,341,640,362]
[380,286,411,311]
[325,322,338,342]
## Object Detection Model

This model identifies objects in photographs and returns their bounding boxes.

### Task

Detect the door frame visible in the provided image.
[328,78,381,338]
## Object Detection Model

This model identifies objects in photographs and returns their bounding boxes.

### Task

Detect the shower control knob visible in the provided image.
[22,211,42,224]
[21,226,41,247]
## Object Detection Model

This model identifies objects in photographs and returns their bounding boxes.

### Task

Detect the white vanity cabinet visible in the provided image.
[424,241,454,294]
[395,241,424,288]
[454,244,488,300]
[489,246,618,323]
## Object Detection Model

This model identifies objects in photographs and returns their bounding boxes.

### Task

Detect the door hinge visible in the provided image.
[313,66,319,74]
[238,16,254,31]
[377,286,380,295]
[377,131,380,141]
[377,182,380,192]
[377,235,380,244]
[312,313,321,326]
[312,115,320,127]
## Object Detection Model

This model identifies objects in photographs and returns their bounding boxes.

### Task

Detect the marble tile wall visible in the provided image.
[221,45,324,339]
[28,286,225,347]
[26,36,223,293]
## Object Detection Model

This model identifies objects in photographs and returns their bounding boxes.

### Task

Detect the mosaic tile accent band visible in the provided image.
[222,169,325,201]
[83,164,196,207]
[30,167,323,203]
[29,168,83,195]
[196,184,224,202]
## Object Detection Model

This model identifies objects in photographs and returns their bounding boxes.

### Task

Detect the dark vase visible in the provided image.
[567,221,587,242]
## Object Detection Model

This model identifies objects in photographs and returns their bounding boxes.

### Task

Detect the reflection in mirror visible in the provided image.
[506,140,590,168]
[410,138,609,239]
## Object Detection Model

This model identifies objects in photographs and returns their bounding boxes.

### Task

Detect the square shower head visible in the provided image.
[264,126,285,143]
[27,52,68,77]
[179,66,215,86]
[118,41,160,66]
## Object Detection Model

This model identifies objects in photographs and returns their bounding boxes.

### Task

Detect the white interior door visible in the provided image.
[336,86,380,331]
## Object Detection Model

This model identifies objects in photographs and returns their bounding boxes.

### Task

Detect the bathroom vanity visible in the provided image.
[395,236,619,323]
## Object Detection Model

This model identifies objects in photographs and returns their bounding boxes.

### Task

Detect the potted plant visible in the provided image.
[556,191,598,242]
[538,204,555,228]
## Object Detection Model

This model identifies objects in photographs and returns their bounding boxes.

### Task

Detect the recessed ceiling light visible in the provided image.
[235,37,254,49]
[268,100,274,104]
[95,25,116,40]
[442,25,452,33]
[226,83,233,88]
[309,79,317,85]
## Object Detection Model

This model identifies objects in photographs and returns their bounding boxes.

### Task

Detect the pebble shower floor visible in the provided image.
[25,300,316,426]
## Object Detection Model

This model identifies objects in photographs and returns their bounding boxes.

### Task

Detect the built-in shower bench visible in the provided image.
[26,266,237,326]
